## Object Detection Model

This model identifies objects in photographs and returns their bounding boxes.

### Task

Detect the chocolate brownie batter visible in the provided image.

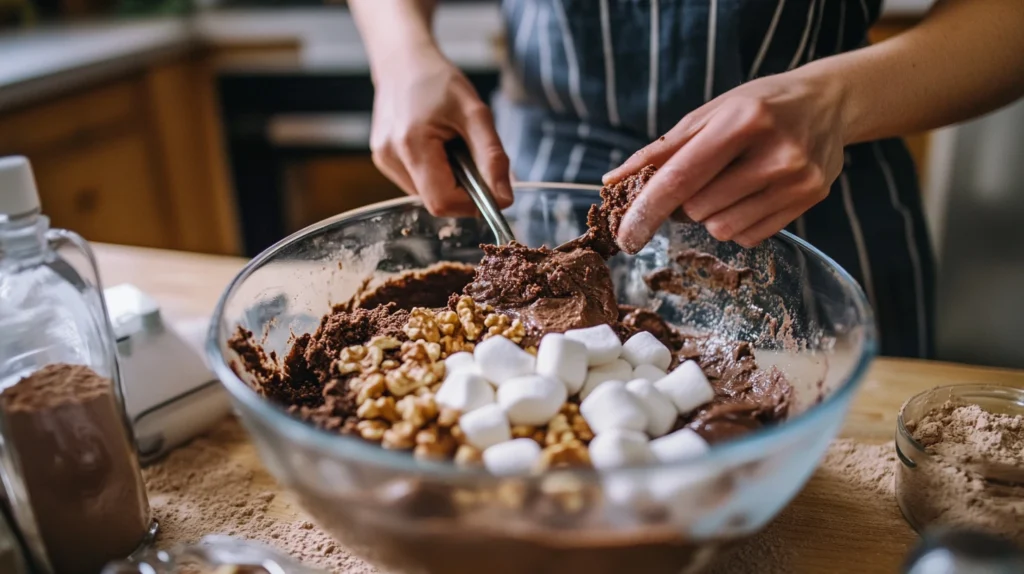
[557,165,655,258]
[352,262,476,311]
[464,243,618,338]
[229,164,792,443]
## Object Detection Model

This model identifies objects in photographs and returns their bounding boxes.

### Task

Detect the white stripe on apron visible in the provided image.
[598,0,621,127]
[529,120,556,182]
[874,141,928,358]
[704,0,718,102]
[748,0,786,80]
[538,3,566,113]
[647,0,660,139]
[552,0,589,119]
[789,0,817,70]
[512,0,536,84]
[840,171,878,315]
[808,0,827,62]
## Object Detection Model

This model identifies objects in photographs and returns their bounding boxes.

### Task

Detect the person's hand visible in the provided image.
[370,46,512,215]
[605,70,848,252]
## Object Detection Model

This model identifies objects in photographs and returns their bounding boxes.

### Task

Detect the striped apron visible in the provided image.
[493,0,936,359]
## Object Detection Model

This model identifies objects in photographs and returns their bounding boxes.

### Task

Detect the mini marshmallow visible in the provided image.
[535,333,588,394]
[654,360,715,414]
[459,403,511,450]
[632,364,667,383]
[473,336,536,385]
[621,331,672,370]
[564,324,622,366]
[580,383,648,434]
[444,351,479,378]
[649,428,710,463]
[496,374,568,426]
[434,371,495,413]
[625,378,677,437]
[586,379,626,403]
[579,359,633,400]
[588,428,655,470]
[483,438,542,476]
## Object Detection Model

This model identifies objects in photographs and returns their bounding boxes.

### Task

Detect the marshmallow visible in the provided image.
[654,360,715,414]
[649,428,709,463]
[564,324,622,366]
[580,382,648,435]
[621,331,672,370]
[588,428,654,470]
[459,404,511,450]
[473,336,536,385]
[444,351,479,378]
[535,333,588,394]
[586,379,626,403]
[625,378,677,437]
[483,438,542,476]
[579,359,633,400]
[434,371,495,413]
[632,364,667,383]
[496,375,568,426]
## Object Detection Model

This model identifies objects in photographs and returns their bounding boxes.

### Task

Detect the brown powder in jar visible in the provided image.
[1,363,150,574]
[899,401,1024,542]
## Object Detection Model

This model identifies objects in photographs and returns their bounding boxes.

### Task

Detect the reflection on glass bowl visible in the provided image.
[206,184,876,574]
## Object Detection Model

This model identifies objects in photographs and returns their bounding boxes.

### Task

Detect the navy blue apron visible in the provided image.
[493,0,936,359]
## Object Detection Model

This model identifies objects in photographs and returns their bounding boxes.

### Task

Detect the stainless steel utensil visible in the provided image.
[445,138,516,246]
[903,528,1024,574]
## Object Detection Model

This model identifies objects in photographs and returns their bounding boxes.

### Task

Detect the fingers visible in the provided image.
[371,141,417,197]
[460,103,514,208]
[616,106,765,252]
[732,202,813,248]
[602,115,702,184]
[683,139,809,222]
[710,168,828,247]
[395,131,478,216]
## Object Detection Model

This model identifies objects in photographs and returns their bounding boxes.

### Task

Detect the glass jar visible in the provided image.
[0,156,156,574]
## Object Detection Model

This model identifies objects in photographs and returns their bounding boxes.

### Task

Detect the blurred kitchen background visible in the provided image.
[0,0,1021,369]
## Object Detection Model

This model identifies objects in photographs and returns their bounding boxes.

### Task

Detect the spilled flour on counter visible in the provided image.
[143,418,376,573]
[144,419,903,573]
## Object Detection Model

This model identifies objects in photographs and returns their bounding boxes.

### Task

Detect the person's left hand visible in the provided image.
[605,69,848,252]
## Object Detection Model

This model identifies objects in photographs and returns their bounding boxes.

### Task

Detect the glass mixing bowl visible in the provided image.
[207,184,876,574]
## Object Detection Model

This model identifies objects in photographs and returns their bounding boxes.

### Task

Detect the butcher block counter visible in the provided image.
[94,243,1024,573]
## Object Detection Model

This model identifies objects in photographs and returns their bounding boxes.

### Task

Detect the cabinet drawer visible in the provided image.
[32,130,173,248]
[0,79,140,155]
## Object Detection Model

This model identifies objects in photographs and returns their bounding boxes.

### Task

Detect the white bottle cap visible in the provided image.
[0,156,41,217]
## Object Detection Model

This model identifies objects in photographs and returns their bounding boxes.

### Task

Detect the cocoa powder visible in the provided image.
[1,363,150,574]
[899,401,1024,543]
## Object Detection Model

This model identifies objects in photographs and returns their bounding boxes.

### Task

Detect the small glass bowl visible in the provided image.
[895,384,1024,543]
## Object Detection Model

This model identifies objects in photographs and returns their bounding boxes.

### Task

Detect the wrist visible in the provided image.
[368,37,445,86]
[796,58,858,146]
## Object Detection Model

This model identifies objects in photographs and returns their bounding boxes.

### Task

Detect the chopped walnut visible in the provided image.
[353,373,386,404]
[453,444,482,467]
[413,426,457,460]
[455,296,488,341]
[437,407,461,428]
[404,308,440,343]
[385,360,444,397]
[382,421,417,450]
[496,481,528,509]
[537,441,591,470]
[544,414,578,446]
[436,310,460,337]
[357,420,388,442]
[401,340,442,363]
[357,396,400,423]
[368,335,402,350]
[483,315,526,344]
[396,394,439,428]
[511,425,537,439]
[524,345,538,356]
[538,472,589,515]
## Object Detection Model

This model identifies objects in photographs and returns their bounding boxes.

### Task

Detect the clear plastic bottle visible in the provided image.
[0,156,155,574]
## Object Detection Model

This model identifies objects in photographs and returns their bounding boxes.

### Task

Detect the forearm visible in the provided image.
[803,0,1024,145]
[349,0,441,83]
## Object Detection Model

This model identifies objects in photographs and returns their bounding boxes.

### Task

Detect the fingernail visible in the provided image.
[601,172,614,185]
[616,212,646,254]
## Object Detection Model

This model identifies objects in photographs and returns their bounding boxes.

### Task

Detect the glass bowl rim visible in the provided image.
[896,383,1024,457]
[206,182,878,479]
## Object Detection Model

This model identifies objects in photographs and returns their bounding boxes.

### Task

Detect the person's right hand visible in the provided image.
[369,46,513,216]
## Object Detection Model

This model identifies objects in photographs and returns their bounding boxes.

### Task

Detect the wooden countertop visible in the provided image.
[94,243,1024,573]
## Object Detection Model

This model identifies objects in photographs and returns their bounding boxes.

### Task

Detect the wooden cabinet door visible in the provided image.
[32,131,174,248]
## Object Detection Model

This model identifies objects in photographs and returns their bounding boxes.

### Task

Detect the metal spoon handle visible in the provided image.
[445,138,516,246]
